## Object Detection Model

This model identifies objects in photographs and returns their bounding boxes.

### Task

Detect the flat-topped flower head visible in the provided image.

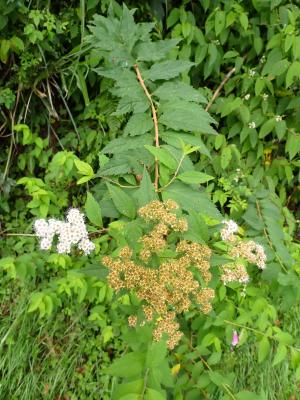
[34,208,95,255]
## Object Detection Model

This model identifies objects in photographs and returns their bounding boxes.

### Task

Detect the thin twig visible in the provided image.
[134,64,160,190]
[205,67,236,112]
[159,154,185,192]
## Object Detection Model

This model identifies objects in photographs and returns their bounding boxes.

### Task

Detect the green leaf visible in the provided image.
[236,391,263,400]
[144,145,177,170]
[74,159,94,176]
[85,192,103,227]
[144,60,194,81]
[162,182,221,220]
[154,82,206,104]
[102,135,152,154]
[221,146,232,169]
[124,113,153,136]
[259,119,276,139]
[0,39,10,63]
[258,337,270,363]
[285,132,300,160]
[215,10,226,36]
[136,39,180,61]
[286,61,300,88]
[159,100,217,135]
[185,210,209,243]
[107,183,136,219]
[177,171,214,184]
[105,352,145,378]
[145,388,166,400]
[113,379,144,400]
[239,13,249,30]
[134,168,158,207]
[272,343,287,366]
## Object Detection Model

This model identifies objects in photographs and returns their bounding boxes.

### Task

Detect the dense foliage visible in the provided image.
[0,1,300,399]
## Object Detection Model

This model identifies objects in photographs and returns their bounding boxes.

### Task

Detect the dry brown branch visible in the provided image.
[205,66,236,112]
[134,64,160,190]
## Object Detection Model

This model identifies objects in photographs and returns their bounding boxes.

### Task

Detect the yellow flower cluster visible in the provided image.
[102,200,214,349]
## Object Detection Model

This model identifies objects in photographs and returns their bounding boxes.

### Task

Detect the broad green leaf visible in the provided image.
[85,192,103,227]
[239,13,249,30]
[144,60,194,81]
[177,171,214,184]
[258,337,270,363]
[134,168,158,207]
[136,39,180,61]
[286,61,300,88]
[102,134,152,154]
[124,113,153,136]
[285,132,300,160]
[208,371,229,386]
[259,119,275,139]
[74,159,94,176]
[113,379,144,400]
[145,388,166,400]
[162,181,221,220]
[154,82,206,103]
[0,39,10,63]
[185,210,209,243]
[159,100,217,135]
[144,145,177,170]
[215,10,226,36]
[221,147,232,169]
[272,343,287,366]
[236,391,263,400]
[105,351,145,378]
[107,183,136,219]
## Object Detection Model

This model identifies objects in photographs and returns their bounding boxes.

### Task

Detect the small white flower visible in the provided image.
[220,220,238,242]
[34,208,95,255]
[34,219,49,237]
[244,94,251,100]
[262,93,269,101]
[248,69,256,77]
[248,121,256,129]
[275,115,282,122]
[260,55,266,64]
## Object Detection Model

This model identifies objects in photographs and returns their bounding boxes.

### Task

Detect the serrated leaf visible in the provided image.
[159,100,217,135]
[162,181,221,220]
[124,113,153,136]
[134,168,158,207]
[154,82,207,103]
[144,60,194,81]
[136,38,180,61]
[113,379,144,400]
[102,134,152,154]
[85,192,103,227]
[177,171,214,184]
[107,183,136,219]
[105,352,145,378]
[74,159,94,176]
[221,146,232,169]
[272,343,287,366]
[144,145,178,170]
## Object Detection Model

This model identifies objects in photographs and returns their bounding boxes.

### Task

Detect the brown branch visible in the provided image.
[205,66,236,112]
[134,64,160,190]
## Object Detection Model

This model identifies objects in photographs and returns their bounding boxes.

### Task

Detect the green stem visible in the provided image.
[158,154,185,192]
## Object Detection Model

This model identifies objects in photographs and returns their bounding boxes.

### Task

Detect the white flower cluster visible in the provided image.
[34,208,95,255]
[248,121,256,129]
[220,220,238,242]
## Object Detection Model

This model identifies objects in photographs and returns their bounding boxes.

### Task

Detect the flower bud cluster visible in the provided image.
[220,220,238,242]
[219,220,267,285]
[103,200,214,349]
[34,208,95,255]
